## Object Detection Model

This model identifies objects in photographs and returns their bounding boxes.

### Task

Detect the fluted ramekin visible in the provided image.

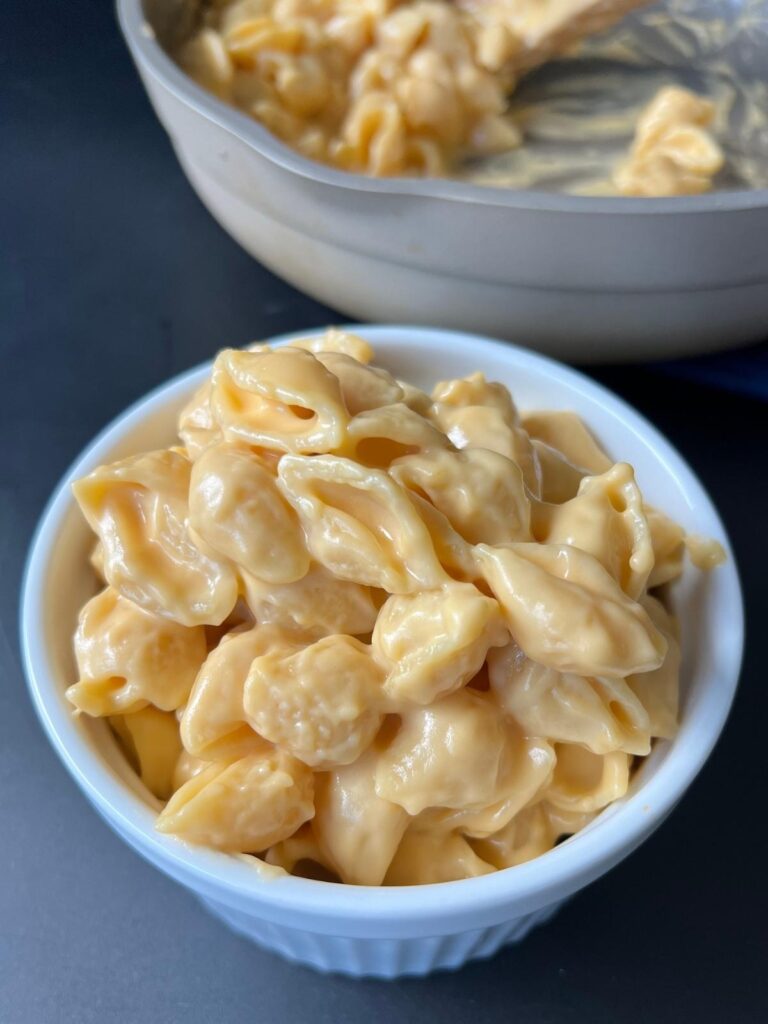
[20,326,743,977]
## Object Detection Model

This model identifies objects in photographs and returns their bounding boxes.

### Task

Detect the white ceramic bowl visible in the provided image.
[116,0,768,362]
[21,326,743,978]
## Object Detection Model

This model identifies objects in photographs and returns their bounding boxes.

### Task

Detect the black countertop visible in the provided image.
[3,3,766,1021]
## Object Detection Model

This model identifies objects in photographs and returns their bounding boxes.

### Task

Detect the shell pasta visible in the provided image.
[174,0,671,185]
[69,328,720,884]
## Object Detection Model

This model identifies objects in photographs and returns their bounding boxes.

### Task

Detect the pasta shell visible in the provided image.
[397,380,433,415]
[522,410,612,475]
[90,541,106,582]
[373,581,508,705]
[156,750,314,852]
[277,454,447,592]
[391,446,531,545]
[471,802,554,869]
[73,449,238,626]
[244,635,385,768]
[178,28,234,100]
[532,463,654,599]
[265,823,339,881]
[415,725,555,838]
[211,347,348,453]
[68,588,207,715]
[626,595,680,740]
[430,403,541,496]
[314,352,403,415]
[287,328,374,364]
[313,746,409,885]
[646,505,686,587]
[404,491,479,581]
[374,689,507,814]
[110,708,182,801]
[384,830,494,885]
[343,402,448,468]
[189,443,310,583]
[241,561,379,636]
[172,749,209,792]
[476,542,667,677]
[531,439,587,504]
[181,624,297,761]
[489,643,652,756]
[545,745,630,813]
[178,381,222,460]
[431,371,521,421]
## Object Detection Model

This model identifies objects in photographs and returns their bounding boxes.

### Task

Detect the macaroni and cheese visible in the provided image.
[177,1,723,195]
[613,86,724,197]
[69,328,720,884]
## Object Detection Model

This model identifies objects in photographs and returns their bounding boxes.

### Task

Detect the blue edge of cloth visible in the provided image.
[648,340,768,401]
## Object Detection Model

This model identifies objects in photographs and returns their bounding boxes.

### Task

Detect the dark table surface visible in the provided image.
[3,3,767,1022]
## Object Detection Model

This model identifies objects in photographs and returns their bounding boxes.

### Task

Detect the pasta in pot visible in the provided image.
[613,86,724,198]
[68,327,723,884]
[176,0,696,192]
[180,0,517,177]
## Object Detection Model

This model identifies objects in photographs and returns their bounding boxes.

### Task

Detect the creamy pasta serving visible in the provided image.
[69,328,724,885]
